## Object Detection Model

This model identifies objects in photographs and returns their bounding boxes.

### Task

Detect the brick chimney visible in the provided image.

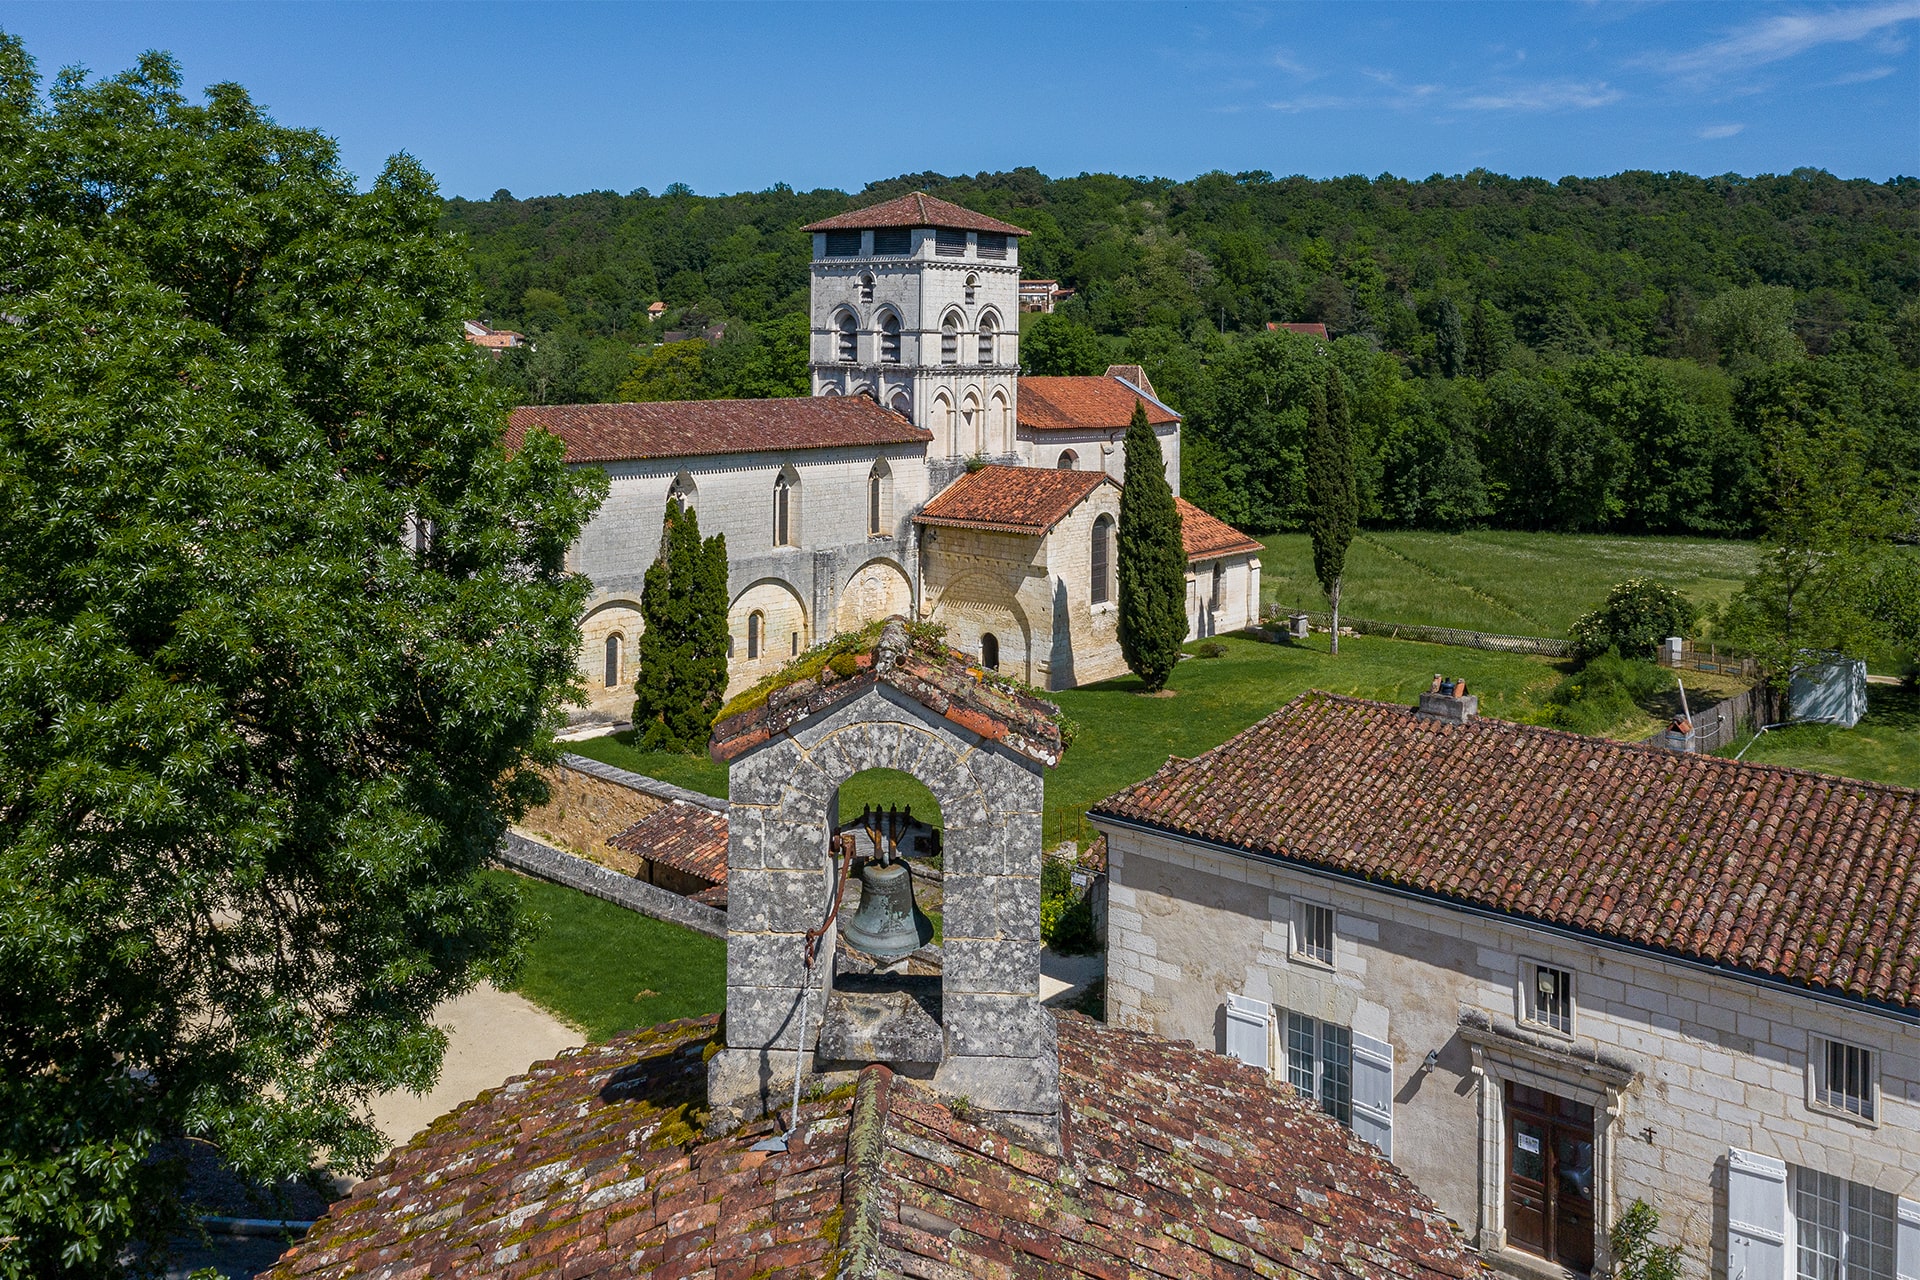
[1416,674,1477,724]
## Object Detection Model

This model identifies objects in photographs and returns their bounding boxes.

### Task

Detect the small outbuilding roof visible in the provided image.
[269,1014,1477,1280]
[913,463,1111,535]
[505,397,929,464]
[1018,374,1180,432]
[607,801,729,883]
[1178,496,1265,560]
[800,191,1029,236]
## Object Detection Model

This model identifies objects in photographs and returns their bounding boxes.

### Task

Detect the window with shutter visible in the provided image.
[1729,1148,1790,1280]
[836,312,858,363]
[873,228,910,255]
[1285,1012,1352,1125]
[1224,994,1271,1069]
[878,312,901,363]
[1350,1031,1393,1157]
[935,228,967,257]
[1795,1168,1898,1280]
[940,314,959,364]
[1896,1197,1919,1280]
[978,232,1008,260]
[824,230,861,257]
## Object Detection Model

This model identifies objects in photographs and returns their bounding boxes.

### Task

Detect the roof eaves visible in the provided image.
[1111,376,1183,423]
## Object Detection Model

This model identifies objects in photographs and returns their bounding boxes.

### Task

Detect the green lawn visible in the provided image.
[490,869,726,1041]
[1719,684,1920,790]
[1259,530,1759,639]
[566,736,941,825]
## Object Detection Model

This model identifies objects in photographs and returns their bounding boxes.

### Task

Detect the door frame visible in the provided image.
[1504,1081,1598,1272]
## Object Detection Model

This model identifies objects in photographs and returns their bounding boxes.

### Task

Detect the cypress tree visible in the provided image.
[1305,363,1358,655]
[633,499,730,750]
[1117,401,1188,691]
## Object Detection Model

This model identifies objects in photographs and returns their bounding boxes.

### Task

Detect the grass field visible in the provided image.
[1259,530,1760,639]
[564,736,940,824]
[489,869,725,1040]
[1720,684,1920,790]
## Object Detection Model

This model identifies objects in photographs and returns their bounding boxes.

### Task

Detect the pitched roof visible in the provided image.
[1178,496,1264,560]
[1092,692,1920,1012]
[711,618,1066,768]
[800,191,1029,236]
[1018,374,1180,432]
[504,397,929,464]
[1268,321,1330,339]
[269,1014,1476,1280]
[913,463,1110,535]
[607,801,729,883]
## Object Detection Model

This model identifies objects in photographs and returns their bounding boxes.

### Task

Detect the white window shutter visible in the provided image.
[1727,1148,1788,1280]
[1896,1196,1919,1280]
[1350,1031,1393,1157]
[1224,994,1271,1070]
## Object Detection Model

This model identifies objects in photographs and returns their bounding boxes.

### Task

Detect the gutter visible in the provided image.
[1089,809,1920,1028]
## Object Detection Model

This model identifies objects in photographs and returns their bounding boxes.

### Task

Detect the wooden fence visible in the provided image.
[1675,682,1784,755]
[1657,640,1760,680]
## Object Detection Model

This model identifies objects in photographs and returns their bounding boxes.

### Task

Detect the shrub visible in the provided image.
[1611,1201,1682,1280]
[1542,652,1674,735]
[1194,641,1228,658]
[1040,858,1100,954]
[1570,579,1698,661]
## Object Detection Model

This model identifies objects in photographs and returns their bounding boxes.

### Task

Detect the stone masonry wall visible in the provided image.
[517,753,723,863]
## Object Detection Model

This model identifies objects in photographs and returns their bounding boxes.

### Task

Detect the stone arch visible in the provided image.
[729,578,809,689]
[835,556,911,633]
[1056,448,1079,470]
[667,470,697,512]
[932,571,1033,684]
[939,308,964,365]
[889,390,912,418]
[876,307,903,364]
[832,307,858,363]
[932,391,956,458]
[961,390,983,455]
[977,309,1001,365]
[989,389,1011,454]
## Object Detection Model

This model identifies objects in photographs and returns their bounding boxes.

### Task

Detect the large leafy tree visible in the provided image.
[1304,364,1358,655]
[0,37,603,1276]
[632,500,730,750]
[1116,402,1187,692]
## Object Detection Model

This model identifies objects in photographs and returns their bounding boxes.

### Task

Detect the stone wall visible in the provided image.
[1101,824,1920,1279]
[1013,421,1181,496]
[497,830,726,939]
[517,753,723,862]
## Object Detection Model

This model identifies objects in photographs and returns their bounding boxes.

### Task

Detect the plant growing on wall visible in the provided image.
[633,499,731,751]
[1305,363,1358,654]
[1610,1200,1682,1280]
[1116,402,1187,692]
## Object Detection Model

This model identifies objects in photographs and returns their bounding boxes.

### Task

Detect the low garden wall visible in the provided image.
[1259,605,1574,658]
[496,830,727,939]
[519,752,724,860]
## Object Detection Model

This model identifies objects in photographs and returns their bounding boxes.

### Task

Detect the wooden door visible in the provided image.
[1505,1083,1597,1273]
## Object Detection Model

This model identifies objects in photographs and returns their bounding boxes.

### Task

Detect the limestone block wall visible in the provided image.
[1185,555,1262,640]
[1014,422,1180,497]
[918,525,1043,686]
[517,761,667,860]
[1100,825,1919,1278]
[1041,490,1129,689]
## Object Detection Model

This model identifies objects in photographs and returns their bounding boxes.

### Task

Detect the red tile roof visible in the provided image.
[504,397,929,464]
[913,463,1111,535]
[1179,496,1264,560]
[800,191,1029,236]
[608,801,729,883]
[1093,692,1920,1012]
[270,1015,1476,1280]
[1019,375,1180,432]
[1268,321,1330,339]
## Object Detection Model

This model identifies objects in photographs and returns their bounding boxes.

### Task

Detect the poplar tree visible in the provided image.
[632,500,730,750]
[1117,402,1187,691]
[1306,363,1358,655]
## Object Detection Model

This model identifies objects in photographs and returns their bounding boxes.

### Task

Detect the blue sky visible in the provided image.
[3,2,1916,197]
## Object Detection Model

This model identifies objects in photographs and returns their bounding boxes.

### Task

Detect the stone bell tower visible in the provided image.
[801,193,1026,490]
[705,618,1062,1147]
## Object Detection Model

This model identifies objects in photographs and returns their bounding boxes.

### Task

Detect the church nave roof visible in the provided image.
[505,397,930,464]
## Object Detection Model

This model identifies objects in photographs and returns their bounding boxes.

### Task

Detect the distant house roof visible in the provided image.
[1018,374,1180,433]
[1093,692,1920,1014]
[268,1015,1476,1280]
[463,320,527,349]
[1267,321,1330,339]
[914,464,1111,536]
[1178,496,1263,561]
[505,398,930,464]
[800,191,1030,236]
[646,300,666,314]
[608,801,728,883]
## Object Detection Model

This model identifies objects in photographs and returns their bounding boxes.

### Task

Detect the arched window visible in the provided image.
[773,470,796,546]
[964,273,979,305]
[981,633,999,671]
[859,272,874,304]
[889,390,912,418]
[962,392,982,455]
[1057,449,1079,470]
[878,311,901,364]
[993,392,1011,453]
[977,313,997,365]
[1210,561,1225,609]
[604,633,622,688]
[867,461,891,536]
[836,311,858,363]
[1091,514,1114,605]
[667,472,696,513]
[747,610,763,660]
[934,394,955,457]
[940,312,960,364]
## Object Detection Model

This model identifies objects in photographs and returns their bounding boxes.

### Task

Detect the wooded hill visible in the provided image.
[445,169,1920,538]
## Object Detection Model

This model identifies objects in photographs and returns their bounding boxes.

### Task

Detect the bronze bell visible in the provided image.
[841,804,934,961]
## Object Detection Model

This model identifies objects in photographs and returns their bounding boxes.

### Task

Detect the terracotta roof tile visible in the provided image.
[914,463,1111,535]
[1092,691,1920,1011]
[504,398,929,464]
[800,191,1029,235]
[1019,375,1180,432]
[608,802,729,883]
[1267,321,1330,339]
[271,1016,1476,1280]
[1178,497,1263,561]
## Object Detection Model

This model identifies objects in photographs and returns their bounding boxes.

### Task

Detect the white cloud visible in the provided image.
[1461,81,1624,111]
[1830,64,1898,83]
[1698,123,1746,139]
[1266,73,1622,114]
[1658,1,1920,76]
[1269,46,1314,77]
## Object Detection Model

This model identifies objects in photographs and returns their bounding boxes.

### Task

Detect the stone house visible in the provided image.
[1092,689,1920,1280]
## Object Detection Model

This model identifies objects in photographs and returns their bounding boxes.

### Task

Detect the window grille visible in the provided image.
[1090,515,1113,605]
[873,228,910,256]
[941,316,959,364]
[879,313,901,363]
[1523,963,1574,1034]
[836,313,857,363]
[1286,1012,1352,1126]
[977,233,1008,260]
[1815,1039,1876,1120]
[1293,901,1334,966]
[824,230,861,257]
[1793,1167,1897,1280]
[935,229,967,257]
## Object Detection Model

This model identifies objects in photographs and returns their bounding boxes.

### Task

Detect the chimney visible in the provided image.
[1416,674,1477,724]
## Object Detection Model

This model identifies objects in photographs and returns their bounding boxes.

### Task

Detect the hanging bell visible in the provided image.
[841,860,933,961]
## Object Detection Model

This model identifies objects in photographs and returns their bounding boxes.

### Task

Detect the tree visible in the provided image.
[1610,1201,1682,1280]
[1430,298,1466,379]
[1116,402,1187,691]
[1465,297,1500,379]
[1700,285,1802,372]
[1021,314,1110,376]
[619,337,711,401]
[632,500,730,750]
[0,39,605,1277]
[1305,363,1358,654]
[1569,580,1699,662]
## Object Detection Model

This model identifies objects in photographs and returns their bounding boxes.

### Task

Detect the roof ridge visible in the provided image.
[833,1065,894,1280]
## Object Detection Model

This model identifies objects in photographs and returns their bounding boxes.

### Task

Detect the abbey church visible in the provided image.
[504,192,1263,724]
